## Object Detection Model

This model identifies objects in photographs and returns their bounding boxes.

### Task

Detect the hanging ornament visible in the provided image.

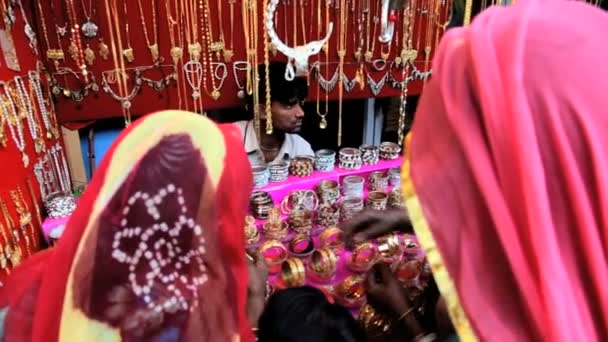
[99,39,109,60]
[266,0,334,80]
[84,45,95,65]
[81,20,99,38]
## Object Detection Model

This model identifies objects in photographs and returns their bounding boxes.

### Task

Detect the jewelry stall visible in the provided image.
[0,0,457,336]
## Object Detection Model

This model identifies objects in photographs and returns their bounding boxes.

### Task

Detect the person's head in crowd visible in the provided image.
[257,286,365,342]
[246,62,308,134]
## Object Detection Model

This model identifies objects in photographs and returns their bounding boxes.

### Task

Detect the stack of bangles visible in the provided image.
[317,180,340,205]
[379,142,402,160]
[348,242,380,272]
[281,257,306,287]
[317,204,340,227]
[335,275,366,308]
[289,234,314,258]
[288,209,313,235]
[263,220,288,240]
[289,156,315,177]
[366,191,389,211]
[281,190,319,214]
[318,227,345,254]
[308,248,338,282]
[260,240,288,274]
[244,215,260,245]
[377,233,404,264]
[389,188,406,209]
[359,144,380,166]
[339,148,363,170]
[250,191,274,219]
[368,171,389,192]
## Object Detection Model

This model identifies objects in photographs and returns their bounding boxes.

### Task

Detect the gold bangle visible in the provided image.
[260,240,288,274]
[397,307,416,321]
[262,221,289,240]
[377,233,403,264]
[281,257,306,287]
[289,234,315,257]
[348,242,380,272]
[335,275,366,308]
[359,304,393,336]
[318,227,345,253]
[308,248,338,281]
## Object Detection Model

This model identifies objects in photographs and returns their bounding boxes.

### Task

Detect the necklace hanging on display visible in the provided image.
[266,0,334,80]
[319,118,328,129]
[81,20,99,38]
[84,45,95,65]
[99,39,109,60]
[170,47,183,65]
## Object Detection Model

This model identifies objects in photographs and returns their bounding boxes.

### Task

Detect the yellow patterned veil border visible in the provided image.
[58,111,230,341]
[400,133,477,342]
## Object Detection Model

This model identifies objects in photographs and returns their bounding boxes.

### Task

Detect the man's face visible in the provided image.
[269,99,305,133]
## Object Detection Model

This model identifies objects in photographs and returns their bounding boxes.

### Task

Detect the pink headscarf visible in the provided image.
[407,1,608,340]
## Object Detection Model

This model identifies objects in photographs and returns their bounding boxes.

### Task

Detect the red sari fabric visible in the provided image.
[0,111,254,342]
[409,1,608,340]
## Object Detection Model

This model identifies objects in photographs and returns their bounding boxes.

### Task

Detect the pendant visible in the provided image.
[123,48,135,63]
[322,43,329,54]
[99,40,110,60]
[24,24,37,54]
[68,41,78,61]
[354,48,362,62]
[405,49,418,64]
[188,42,202,61]
[62,88,71,98]
[356,69,365,91]
[46,131,52,139]
[149,44,160,61]
[84,45,95,65]
[211,90,221,100]
[22,153,29,167]
[170,46,183,64]
[0,250,7,270]
[10,246,20,267]
[364,51,373,63]
[192,90,200,100]
[0,133,6,147]
[270,43,278,56]
[394,56,402,66]
[223,49,234,63]
[34,139,43,154]
[319,117,327,129]
[424,46,431,58]
[381,51,389,61]
[237,89,245,99]
[121,100,132,109]
[81,20,99,38]
[57,25,67,37]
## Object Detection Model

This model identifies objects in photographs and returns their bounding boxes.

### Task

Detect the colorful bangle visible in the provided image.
[289,234,315,258]
[308,248,338,282]
[260,240,288,274]
[318,227,345,253]
[348,242,380,273]
[281,257,306,287]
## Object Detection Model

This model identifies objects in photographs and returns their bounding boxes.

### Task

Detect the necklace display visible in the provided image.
[13,76,45,154]
[65,0,89,80]
[224,0,236,62]
[28,71,58,140]
[232,61,249,99]
[0,82,28,167]
[263,0,274,135]
[315,0,330,129]
[37,2,64,69]
[337,0,348,146]
[397,3,415,145]
[121,1,135,63]
[101,68,143,110]
[26,178,43,230]
[50,68,99,102]
[0,28,21,72]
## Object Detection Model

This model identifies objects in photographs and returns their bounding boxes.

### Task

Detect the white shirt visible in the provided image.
[233,120,314,166]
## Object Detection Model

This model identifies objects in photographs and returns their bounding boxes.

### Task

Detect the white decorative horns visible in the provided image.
[266,0,334,81]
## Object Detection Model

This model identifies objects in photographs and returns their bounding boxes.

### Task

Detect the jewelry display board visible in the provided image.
[32,0,452,123]
[0,3,69,281]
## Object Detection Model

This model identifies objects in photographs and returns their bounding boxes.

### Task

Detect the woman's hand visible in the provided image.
[367,263,424,339]
[341,209,412,247]
[246,249,268,327]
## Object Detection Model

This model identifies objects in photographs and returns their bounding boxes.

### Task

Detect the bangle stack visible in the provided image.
[389,188,406,209]
[339,148,363,170]
[341,175,365,197]
[348,242,380,273]
[315,149,336,172]
[288,209,313,235]
[269,161,289,182]
[318,227,345,254]
[335,275,366,308]
[281,257,306,287]
[308,247,338,282]
[289,234,315,258]
[368,171,389,192]
[289,156,315,177]
[389,167,401,187]
[252,165,270,188]
[317,204,340,227]
[317,179,340,205]
[377,233,404,264]
[260,239,288,274]
[250,191,274,219]
[44,192,76,219]
[366,191,389,211]
[379,142,402,160]
[244,215,260,245]
[359,144,379,165]
[341,196,364,221]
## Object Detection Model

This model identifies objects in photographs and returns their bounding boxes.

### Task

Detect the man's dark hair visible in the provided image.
[257,287,365,342]
[246,62,308,109]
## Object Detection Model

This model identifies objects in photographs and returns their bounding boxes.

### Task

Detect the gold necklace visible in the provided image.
[121,1,135,63]
[0,197,23,265]
[0,221,14,271]
[224,0,236,62]
[434,0,453,51]
[10,187,36,253]
[398,3,415,145]
[37,2,64,69]
[263,0,273,134]
[464,0,473,26]
[214,0,228,62]
[337,0,348,146]
[316,0,330,129]
[105,0,132,125]
[201,0,221,101]
[137,0,160,61]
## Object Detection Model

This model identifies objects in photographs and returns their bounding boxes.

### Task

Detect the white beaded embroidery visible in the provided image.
[111,184,207,313]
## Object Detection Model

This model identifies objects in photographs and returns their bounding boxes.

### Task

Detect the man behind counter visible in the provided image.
[234,62,314,166]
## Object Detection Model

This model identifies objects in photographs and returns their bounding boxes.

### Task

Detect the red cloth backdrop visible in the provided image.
[0,7,64,279]
[33,0,446,123]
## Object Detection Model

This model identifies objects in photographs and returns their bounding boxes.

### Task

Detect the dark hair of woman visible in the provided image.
[257,286,365,342]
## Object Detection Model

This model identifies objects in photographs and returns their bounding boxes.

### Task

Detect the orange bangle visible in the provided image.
[336,275,366,308]
[319,227,345,253]
[308,248,338,281]
[281,257,306,287]
[260,240,288,274]
[348,242,380,272]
